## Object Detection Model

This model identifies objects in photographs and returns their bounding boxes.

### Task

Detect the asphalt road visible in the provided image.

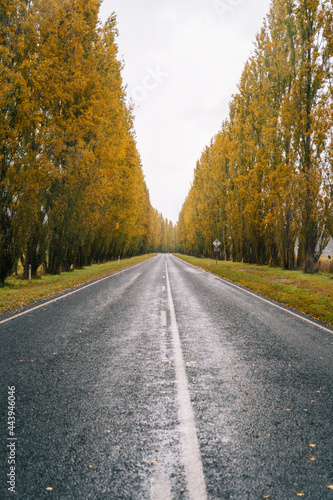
[1,254,332,499]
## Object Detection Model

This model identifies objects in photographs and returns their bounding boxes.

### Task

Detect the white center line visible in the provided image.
[165,262,208,500]
[160,310,167,327]
[150,472,172,500]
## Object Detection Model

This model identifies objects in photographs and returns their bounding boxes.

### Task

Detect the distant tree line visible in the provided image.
[177,0,333,272]
[0,0,169,285]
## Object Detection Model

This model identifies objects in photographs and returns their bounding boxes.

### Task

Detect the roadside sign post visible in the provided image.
[213,239,221,264]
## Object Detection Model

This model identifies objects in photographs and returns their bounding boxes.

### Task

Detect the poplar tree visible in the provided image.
[293,0,328,271]
[0,1,165,283]
[0,0,38,283]
[177,0,332,272]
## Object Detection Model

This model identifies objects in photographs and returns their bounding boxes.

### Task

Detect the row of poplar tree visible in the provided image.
[177,0,333,273]
[0,0,170,284]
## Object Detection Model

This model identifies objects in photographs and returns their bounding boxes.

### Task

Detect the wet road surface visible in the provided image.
[1,254,332,499]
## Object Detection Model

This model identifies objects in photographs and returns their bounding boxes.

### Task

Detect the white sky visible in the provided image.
[99,0,272,223]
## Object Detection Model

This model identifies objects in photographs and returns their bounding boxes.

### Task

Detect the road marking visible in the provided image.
[165,262,208,500]
[125,273,141,289]
[174,256,333,335]
[162,286,165,291]
[0,262,148,326]
[150,472,172,500]
[160,310,167,327]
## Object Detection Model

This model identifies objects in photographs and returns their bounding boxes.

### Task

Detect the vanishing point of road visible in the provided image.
[1,254,332,499]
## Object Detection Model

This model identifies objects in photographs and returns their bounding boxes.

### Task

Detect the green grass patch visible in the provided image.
[0,254,157,315]
[174,254,333,327]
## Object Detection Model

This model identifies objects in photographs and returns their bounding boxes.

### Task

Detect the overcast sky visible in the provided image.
[99,0,272,223]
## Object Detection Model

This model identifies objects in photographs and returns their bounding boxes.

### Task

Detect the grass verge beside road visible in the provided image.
[0,255,156,316]
[175,254,333,328]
